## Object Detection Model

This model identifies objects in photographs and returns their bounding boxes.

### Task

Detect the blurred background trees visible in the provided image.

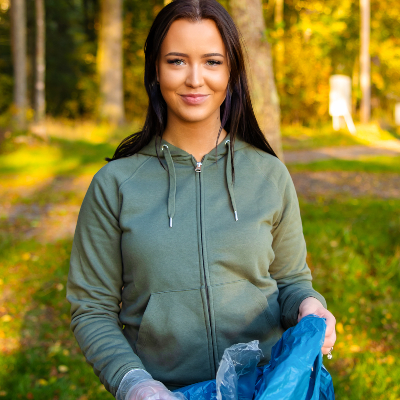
[1,0,399,128]
[9,0,27,129]
[231,0,284,159]
[97,0,125,125]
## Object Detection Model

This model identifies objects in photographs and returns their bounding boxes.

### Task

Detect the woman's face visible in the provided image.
[157,18,230,124]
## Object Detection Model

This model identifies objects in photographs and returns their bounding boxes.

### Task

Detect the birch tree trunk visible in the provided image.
[360,0,371,123]
[34,0,46,129]
[11,0,27,130]
[97,0,125,125]
[230,0,283,160]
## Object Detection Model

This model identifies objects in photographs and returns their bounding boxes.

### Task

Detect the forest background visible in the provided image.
[1,0,400,125]
[0,0,400,400]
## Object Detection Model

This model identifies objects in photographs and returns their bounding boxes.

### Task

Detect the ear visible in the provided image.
[156,61,160,83]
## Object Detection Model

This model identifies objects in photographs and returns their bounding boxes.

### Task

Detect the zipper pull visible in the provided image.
[195,162,202,172]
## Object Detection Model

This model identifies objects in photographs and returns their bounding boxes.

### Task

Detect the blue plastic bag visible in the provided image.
[174,315,335,400]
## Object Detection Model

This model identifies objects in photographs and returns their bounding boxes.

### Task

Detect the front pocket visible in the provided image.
[211,280,283,363]
[136,289,212,386]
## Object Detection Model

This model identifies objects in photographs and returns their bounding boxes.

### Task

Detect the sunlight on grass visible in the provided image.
[0,138,110,177]
[45,117,141,143]
[0,145,77,172]
[0,118,142,178]
[288,154,400,173]
[282,122,398,150]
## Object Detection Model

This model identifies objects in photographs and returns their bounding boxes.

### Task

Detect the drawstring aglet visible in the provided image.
[234,211,238,221]
[169,217,173,228]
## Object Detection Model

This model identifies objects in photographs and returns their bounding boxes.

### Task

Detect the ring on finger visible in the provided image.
[327,346,333,360]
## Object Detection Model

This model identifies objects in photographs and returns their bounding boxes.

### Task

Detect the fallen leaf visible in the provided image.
[58,365,69,373]
[56,283,64,291]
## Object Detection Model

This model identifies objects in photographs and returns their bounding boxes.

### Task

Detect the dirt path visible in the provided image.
[291,171,400,200]
[284,140,400,164]
[284,141,400,199]
[1,142,399,244]
[0,175,92,243]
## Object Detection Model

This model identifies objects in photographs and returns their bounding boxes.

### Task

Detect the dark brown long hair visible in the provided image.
[107,0,278,173]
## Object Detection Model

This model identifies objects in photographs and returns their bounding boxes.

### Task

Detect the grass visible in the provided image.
[0,238,113,400]
[0,119,399,399]
[301,197,400,400]
[0,118,141,178]
[287,155,400,173]
[281,122,399,150]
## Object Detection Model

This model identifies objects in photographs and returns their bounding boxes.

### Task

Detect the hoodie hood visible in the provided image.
[138,134,250,227]
[138,133,250,163]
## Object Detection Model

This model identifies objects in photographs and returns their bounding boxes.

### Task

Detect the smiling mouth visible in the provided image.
[179,94,210,105]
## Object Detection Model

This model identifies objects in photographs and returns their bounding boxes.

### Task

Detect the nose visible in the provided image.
[185,64,204,88]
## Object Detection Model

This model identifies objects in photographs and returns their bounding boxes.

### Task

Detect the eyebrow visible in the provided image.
[164,52,225,58]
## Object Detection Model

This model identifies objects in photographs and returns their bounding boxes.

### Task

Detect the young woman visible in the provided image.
[67,1,336,399]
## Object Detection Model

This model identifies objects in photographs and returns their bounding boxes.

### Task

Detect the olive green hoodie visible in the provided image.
[67,135,326,397]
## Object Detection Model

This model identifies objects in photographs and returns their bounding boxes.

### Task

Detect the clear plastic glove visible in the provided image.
[116,369,187,400]
[126,379,183,400]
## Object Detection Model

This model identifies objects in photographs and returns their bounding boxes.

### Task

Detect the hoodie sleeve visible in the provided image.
[67,168,146,396]
[268,168,327,330]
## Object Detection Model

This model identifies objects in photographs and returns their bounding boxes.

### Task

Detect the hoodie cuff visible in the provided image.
[110,361,147,397]
[281,290,327,330]
[115,369,153,400]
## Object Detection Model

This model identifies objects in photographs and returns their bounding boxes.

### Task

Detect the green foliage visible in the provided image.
[1,0,399,124]
[123,1,163,118]
[0,73,13,113]
[263,0,400,125]
[0,1,12,114]
[0,0,162,120]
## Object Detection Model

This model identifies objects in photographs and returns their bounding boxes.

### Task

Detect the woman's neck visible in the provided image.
[162,109,227,162]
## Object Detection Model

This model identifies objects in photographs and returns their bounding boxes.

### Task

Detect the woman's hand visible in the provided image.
[298,297,336,356]
[126,379,184,400]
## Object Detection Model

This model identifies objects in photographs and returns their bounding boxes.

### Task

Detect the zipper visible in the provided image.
[195,158,217,372]
[195,162,202,172]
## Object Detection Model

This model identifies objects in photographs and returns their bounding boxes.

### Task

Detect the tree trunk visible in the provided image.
[230,0,283,160]
[360,0,371,123]
[10,0,27,130]
[34,0,46,128]
[97,0,125,125]
[274,0,284,82]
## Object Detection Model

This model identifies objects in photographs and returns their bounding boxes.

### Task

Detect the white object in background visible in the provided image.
[395,103,400,126]
[329,75,356,134]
